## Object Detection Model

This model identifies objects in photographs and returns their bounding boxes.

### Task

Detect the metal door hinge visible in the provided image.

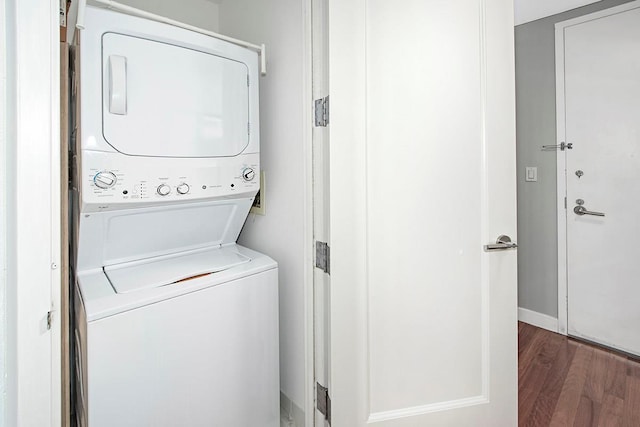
[315,241,330,274]
[316,382,331,424]
[47,311,53,330]
[314,96,329,127]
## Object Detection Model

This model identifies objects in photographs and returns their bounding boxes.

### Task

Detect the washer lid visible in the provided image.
[104,246,251,294]
[102,32,250,158]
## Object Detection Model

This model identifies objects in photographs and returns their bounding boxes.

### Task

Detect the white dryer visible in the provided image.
[72,7,278,427]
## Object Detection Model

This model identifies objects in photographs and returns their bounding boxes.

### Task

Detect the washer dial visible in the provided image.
[93,171,117,189]
[157,184,171,196]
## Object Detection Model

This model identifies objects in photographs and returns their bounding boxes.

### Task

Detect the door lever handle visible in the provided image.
[573,206,605,217]
[484,235,518,252]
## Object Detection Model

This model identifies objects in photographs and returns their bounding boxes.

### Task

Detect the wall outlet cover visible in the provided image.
[250,170,266,215]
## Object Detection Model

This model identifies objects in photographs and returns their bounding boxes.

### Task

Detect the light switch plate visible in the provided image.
[525,167,538,182]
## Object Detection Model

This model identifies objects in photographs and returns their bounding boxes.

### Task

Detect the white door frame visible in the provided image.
[555,0,640,337]
[302,0,318,426]
[4,0,61,425]
[310,0,331,425]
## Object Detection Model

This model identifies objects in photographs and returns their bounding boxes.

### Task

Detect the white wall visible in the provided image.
[218,0,310,414]
[115,0,219,31]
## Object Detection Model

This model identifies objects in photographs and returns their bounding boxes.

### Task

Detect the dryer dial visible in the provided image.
[93,171,117,189]
[242,167,256,182]
[176,183,190,195]
[157,184,171,196]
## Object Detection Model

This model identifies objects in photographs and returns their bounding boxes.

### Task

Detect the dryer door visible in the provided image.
[102,33,250,158]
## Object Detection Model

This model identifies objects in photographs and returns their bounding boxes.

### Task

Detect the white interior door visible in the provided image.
[328,0,518,425]
[558,1,640,356]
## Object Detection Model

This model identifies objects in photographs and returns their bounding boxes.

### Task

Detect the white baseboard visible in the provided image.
[518,307,559,333]
[280,392,305,427]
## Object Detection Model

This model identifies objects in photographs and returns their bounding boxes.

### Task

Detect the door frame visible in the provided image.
[555,0,640,337]
[310,0,331,425]
[4,0,62,425]
[303,0,318,426]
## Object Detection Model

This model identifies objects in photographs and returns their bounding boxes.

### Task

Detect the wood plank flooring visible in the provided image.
[519,322,640,426]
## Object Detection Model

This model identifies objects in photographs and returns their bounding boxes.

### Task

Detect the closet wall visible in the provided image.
[117,0,219,31]
[218,0,310,418]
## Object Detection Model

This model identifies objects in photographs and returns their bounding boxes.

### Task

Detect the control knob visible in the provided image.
[93,171,117,189]
[242,167,256,182]
[176,183,190,195]
[157,184,171,196]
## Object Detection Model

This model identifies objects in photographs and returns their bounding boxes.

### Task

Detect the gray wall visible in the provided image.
[516,0,633,317]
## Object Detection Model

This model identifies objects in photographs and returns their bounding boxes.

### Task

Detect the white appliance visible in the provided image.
[72,6,279,427]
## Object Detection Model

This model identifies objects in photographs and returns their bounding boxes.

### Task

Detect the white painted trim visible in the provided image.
[518,307,559,334]
[302,0,315,425]
[6,0,61,425]
[554,0,640,338]
[555,21,568,336]
[281,391,307,427]
[368,396,490,423]
[49,1,62,423]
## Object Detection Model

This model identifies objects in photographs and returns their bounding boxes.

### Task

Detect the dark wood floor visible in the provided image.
[519,322,640,427]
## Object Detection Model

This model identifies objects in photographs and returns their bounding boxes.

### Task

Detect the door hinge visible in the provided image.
[47,311,53,330]
[314,96,329,127]
[316,382,331,424]
[564,197,567,209]
[315,241,330,274]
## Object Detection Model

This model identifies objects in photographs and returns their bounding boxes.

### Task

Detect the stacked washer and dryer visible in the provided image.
[72,6,279,426]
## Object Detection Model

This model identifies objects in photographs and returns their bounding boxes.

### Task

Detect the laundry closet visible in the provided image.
[5,0,519,426]
[63,0,311,426]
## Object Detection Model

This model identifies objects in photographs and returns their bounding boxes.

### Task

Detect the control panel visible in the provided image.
[81,151,260,210]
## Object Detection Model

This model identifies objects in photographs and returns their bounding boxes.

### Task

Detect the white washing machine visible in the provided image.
[72,7,279,427]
